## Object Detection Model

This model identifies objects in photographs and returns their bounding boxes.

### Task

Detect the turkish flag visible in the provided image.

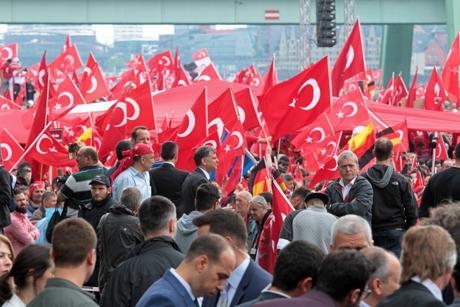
[0,44,18,64]
[378,76,395,105]
[442,33,460,104]
[261,56,278,95]
[49,43,83,75]
[124,80,156,132]
[393,74,408,106]
[26,68,49,148]
[327,89,369,132]
[98,101,128,160]
[34,52,48,93]
[27,130,76,167]
[291,113,335,150]
[216,119,246,185]
[147,50,174,77]
[174,88,208,149]
[234,66,264,95]
[331,20,366,96]
[256,178,294,273]
[172,65,191,88]
[110,69,137,100]
[208,89,239,139]
[0,96,21,111]
[80,53,110,102]
[195,63,221,82]
[0,129,24,171]
[58,116,91,145]
[406,68,418,108]
[48,74,85,120]
[308,149,343,189]
[435,133,449,161]
[259,56,331,142]
[425,66,447,111]
[234,88,262,130]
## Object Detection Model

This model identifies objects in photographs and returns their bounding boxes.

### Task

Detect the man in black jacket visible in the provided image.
[325,151,374,224]
[79,175,116,289]
[420,143,460,217]
[150,141,188,213]
[180,146,217,217]
[0,165,13,232]
[97,187,144,295]
[363,138,418,257]
[101,195,184,307]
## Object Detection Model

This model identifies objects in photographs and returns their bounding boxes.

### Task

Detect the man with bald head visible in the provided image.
[330,214,373,251]
[235,191,257,248]
[58,146,107,217]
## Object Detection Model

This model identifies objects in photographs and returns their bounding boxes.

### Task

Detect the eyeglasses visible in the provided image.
[362,286,372,299]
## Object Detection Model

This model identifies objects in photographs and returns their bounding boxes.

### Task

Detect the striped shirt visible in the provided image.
[60,166,107,210]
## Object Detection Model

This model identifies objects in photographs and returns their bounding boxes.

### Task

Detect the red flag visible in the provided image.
[259,56,331,142]
[98,101,128,160]
[174,88,208,149]
[327,89,369,132]
[48,74,85,120]
[208,89,239,139]
[216,120,246,185]
[0,44,18,64]
[49,38,83,75]
[234,88,262,130]
[0,96,21,111]
[434,133,449,161]
[195,63,221,82]
[406,68,418,108]
[34,52,47,92]
[80,53,110,102]
[308,150,342,189]
[291,113,334,150]
[331,20,366,96]
[0,129,24,171]
[425,66,447,111]
[124,81,156,132]
[26,68,49,148]
[442,33,460,104]
[110,69,137,100]
[393,74,408,106]
[261,56,278,95]
[27,130,76,167]
[256,178,294,273]
[147,50,174,77]
[378,76,395,105]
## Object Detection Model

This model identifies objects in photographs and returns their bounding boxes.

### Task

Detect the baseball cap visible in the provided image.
[89,175,111,187]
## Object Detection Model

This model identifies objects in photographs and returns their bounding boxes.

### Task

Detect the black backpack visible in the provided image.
[45,204,68,243]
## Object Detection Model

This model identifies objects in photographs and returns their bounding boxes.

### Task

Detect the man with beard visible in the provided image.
[4,189,39,254]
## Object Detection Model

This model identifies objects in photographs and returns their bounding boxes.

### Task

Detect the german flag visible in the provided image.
[249,159,287,196]
[348,123,375,161]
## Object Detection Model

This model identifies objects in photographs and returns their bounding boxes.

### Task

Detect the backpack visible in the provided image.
[45,204,68,243]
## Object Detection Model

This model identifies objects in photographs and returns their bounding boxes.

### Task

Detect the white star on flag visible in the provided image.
[306,136,313,143]
[336,111,344,119]
[54,103,62,111]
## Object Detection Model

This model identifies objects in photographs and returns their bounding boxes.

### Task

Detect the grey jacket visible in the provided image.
[325,175,374,224]
[175,210,203,253]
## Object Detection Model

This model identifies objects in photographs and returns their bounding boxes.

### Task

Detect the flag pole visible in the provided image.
[9,121,54,172]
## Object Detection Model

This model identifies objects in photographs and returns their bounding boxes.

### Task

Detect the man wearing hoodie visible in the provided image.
[175,183,220,253]
[363,138,417,257]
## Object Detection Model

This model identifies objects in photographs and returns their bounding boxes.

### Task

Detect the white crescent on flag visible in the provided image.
[310,127,326,143]
[86,76,98,94]
[57,92,75,109]
[1,144,12,161]
[125,97,140,121]
[230,131,244,149]
[342,102,358,117]
[289,79,321,111]
[208,118,224,139]
[345,46,355,70]
[177,110,196,138]
[113,103,128,128]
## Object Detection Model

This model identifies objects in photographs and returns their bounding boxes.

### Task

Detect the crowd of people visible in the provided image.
[0,123,459,307]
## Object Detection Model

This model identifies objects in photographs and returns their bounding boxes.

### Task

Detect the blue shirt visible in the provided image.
[112,167,151,203]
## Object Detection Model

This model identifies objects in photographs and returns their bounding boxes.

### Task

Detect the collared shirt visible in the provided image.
[411,276,443,301]
[4,211,40,254]
[169,268,196,302]
[339,177,357,200]
[163,161,175,167]
[3,293,26,307]
[219,256,251,306]
[199,167,210,180]
[112,167,151,202]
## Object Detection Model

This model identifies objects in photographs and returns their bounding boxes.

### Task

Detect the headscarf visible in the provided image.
[111,143,154,181]
[28,181,46,200]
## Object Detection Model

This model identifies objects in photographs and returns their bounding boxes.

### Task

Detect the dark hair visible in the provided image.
[374,138,393,161]
[259,192,273,205]
[195,183,220,212]
[453,260,460,291]
[193,209,247,249]
[42,191,57,202]
[0,245,51,303]
[81,146,98,163]
[138,196,176,235]
[115,140,132,160]
[14,187,28,196]
[161,141,178,161]
[456,143,460,161]
[186,234,231,263]
[272,241,325,292]
[194,146,216,167]
[292,187,310,200]
[52,218,96,267]
[120,187,142,212]
[131,126,148,142]
[278,155,289,164]
[316,250,373,301]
